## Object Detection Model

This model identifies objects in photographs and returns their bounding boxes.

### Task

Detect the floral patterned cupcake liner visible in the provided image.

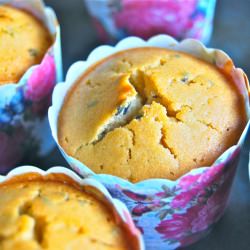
[84,0,216,44]
[0,0,63,173]
[0,166,144,250]
[49,35,250,249]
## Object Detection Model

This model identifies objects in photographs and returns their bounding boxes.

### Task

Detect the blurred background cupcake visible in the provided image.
[0,0,62,173]
[84,0,216,44]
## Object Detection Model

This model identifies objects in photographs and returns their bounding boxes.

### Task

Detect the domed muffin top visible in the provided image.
[0,5,52,85]
[59,47,246,182]
[0,175,134,250]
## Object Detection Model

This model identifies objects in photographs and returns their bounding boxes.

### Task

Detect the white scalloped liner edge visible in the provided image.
[0,166,145,250]
[48,35,250,186]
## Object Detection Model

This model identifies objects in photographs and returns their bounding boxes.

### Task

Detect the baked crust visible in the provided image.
[59,48,246,182]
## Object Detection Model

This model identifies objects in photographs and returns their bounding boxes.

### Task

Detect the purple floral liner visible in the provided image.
[0,0,62,173]
[0,166,144,250]
[49,35,250,249]
[84,0,216,44]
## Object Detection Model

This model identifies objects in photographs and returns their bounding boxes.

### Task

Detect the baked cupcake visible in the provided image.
[0,1,62,172]
[49,36,249,249]
[0,5,52,84]
[0,167,143,250]
[58,47,246,182]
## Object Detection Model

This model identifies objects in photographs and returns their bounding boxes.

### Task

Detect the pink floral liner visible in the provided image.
[84,0,216,44]
[0,166,144,250]
[0,0,62,173]
[49,35,250,249]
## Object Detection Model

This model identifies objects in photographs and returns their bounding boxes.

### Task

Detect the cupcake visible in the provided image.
[0,166,143,250]
[49,35,250,249]
[58,47,246,182]
[0,0,62,172]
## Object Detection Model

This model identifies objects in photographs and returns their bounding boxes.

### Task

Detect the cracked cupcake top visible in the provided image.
[0,5,52,84]
[59,47,246,182]
[0,174,134,250]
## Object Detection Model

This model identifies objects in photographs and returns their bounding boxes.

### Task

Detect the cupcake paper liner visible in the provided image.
[84,0,216,44]
[0,0,62,172]
[0,166,144,250]
[49,35,250,249]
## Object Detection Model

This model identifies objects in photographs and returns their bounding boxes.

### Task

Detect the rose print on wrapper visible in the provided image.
[25,54,56,102]
[156,175,234,246]
[109,148,240,248]
[111,0,215,43]
[114,0,196,39]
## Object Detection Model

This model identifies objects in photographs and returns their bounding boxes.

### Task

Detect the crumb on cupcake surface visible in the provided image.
[0,179,133,250]
[0,5,52,84]
[59,48,246,182]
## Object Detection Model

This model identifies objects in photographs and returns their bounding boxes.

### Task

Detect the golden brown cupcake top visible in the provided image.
[0,173,135,250]
[0,5,52,85]
[59,48,246,182]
